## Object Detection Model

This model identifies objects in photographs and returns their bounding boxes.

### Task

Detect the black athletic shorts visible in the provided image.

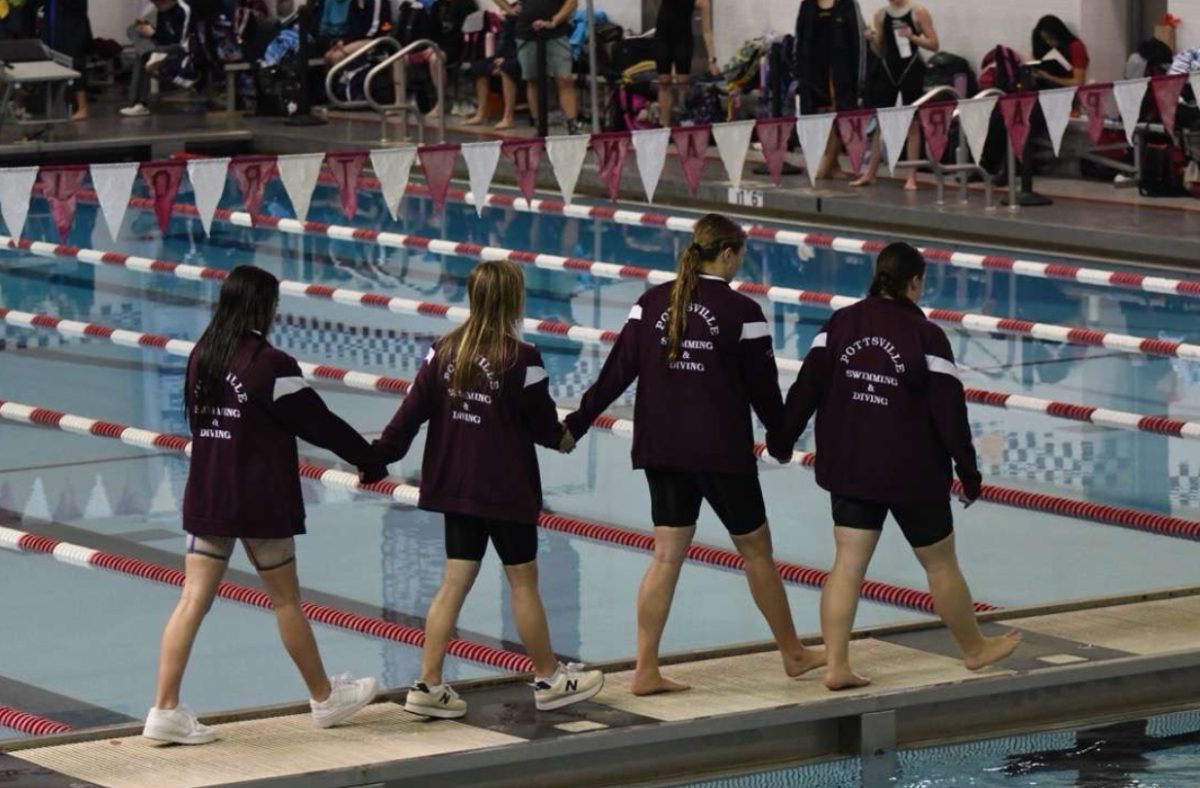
[830,494,953,549]
[444,513,538,565]
[653,26,694,76]
[645,468,766,535]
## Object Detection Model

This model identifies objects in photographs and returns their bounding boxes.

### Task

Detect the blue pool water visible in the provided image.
[1,176,1199,736]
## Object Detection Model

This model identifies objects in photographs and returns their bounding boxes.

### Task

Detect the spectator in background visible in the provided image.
[794,0,865,179]
[324,0,391,66]
[653,0,718,127]
[38,0,92,120]
[464,12,521,129]
[851,0,938,191]
[121,0,195,118]
[496,0,579,135]
[1030,15,1088,89]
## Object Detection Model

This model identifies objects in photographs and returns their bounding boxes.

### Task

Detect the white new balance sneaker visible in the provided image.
[143,704,216,745]
[404,682,467,719]
[310,673,379,729]
[533,663,604,711]
[120,103,150,117]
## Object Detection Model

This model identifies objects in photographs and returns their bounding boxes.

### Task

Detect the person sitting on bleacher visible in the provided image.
[323,0,391,67]
[463,12,521,129]
[121,0,195,117]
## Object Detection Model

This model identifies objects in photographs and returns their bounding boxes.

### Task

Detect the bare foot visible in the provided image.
[70,110,89,121]
[824,668,871,691]
[964,631,1022,671]
[783,647,827,678]
[849,175,875,188]
[494,118,515,130]
[630,672,691,696]
[904,177,920,191]
[462,115,485,126]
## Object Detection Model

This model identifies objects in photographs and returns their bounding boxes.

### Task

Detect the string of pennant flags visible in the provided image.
[0,73,1194,244]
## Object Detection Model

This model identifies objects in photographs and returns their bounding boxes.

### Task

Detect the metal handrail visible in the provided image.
[365,39,446,145]
[324,37,401,109]
[913,85,962,107]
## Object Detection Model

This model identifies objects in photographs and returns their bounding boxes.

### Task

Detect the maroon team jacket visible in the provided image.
[375,339,565,524]
[768,296,982,504]
[182,334,377,539]
[565,276,783,475]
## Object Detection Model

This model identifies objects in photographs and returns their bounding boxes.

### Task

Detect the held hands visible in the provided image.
[558,424,576,454]
[765,432,793,465]
[358,441,391,485]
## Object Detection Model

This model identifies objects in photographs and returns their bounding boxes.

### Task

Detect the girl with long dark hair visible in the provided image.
[1031,14,1089,88]
[769,243,1020,691]
[565,214,825,695]
[144,266,381,745]
[369,261,604,718]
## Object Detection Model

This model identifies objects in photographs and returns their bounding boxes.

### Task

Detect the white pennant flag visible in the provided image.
[876,105,917,174]
[277,153,324,222]
[461,141,502,217]
[370,147,417,221]
[186,157,230,237]
[795,113,836,187]
[712,120,755,190]
[0,166,38,240]
[545,135,589,205]
[631,127,671,202]
[1112,78,1149,146]
[1038,87,1077,157]
[89,162,139,240]
[956,95,998,164]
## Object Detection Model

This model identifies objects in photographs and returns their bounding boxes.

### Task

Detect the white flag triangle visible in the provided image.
[89,163,138,240]
[461,141,503,217]
[712,120,755,190]
[149,467,177,514]
[370,147,417,220]
[83,473,113,519]
[0,166,38,240]
[277,153,324,222]
[545,135,589,205]
[1038,87,1077,157]
[795,113,836,188]
[957,95,998,164]
[631,127,671,202]
[876,105,917,175]
[1112,78,1149,146]
[187,157,230,237]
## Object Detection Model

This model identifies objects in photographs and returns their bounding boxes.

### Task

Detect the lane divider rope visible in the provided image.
[0,705,73,736]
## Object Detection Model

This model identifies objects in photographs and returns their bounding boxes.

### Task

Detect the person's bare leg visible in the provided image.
[904,124,921,190]
[914,534,1021,670]
[631,526,695,695]
[526,81,539,127]
[419,560,480,686]
[154,554,227,709]
[821,527,880,690]
[657,74,673,128]
[816,133,846,180]
[71,90,88,121]
[504,561,559,678]
[495,72,517,129]
[257,559,332,701]
[556,75,578,124]
[850,133,882,187]
[731,524,825,677]
[464,76,489,125]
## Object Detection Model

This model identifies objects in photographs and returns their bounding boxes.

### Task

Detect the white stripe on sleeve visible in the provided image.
[424,348,435,364]
[740,321,769,341]
[273,376,312,401]
[810,332,828,349]
[524,366,549,387]
[925,354,960,380]
[627,305,643,321]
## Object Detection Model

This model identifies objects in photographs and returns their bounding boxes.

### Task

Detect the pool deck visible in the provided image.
[6,586,1200,788]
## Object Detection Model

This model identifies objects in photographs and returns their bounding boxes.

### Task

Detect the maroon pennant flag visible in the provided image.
[1075,83,1111,146]
[997,93,1039,161]
[139,161,186,233]
[231,156,279,219]
[672,125,711,195]
[501,139,545,202]
[835,109,874,174]
[38,166,87,241]
[755,117,794,185]
[590,132,631,201]
[418,143,461,213]
[1151,73,1188,138]
[325,152,368,220]
[917,101,957,164]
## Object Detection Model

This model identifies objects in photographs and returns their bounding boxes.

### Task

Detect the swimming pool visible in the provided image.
[1,173,1199,738]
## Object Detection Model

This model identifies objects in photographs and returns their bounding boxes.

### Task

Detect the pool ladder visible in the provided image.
[325,38,447,145]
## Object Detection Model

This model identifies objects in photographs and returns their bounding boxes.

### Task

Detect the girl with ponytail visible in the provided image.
[566,214,825,696]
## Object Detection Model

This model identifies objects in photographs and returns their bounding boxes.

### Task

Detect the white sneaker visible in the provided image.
[310,673,379,729]
[173,76,197,90]
[533,663,604,711]
[404,681,467,719]
[120,103,150,117]
[143,704,216,745]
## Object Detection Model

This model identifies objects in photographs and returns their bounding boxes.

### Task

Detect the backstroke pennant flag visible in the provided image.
[1075,83,1111,145]
[1111,78,1149,146]
[501,138,545,202]
[876,105,916,174]
[631,127,671,202]
[461,140,502,216]
[0,166,38,240]
[834,109,872,175]
[370,147,418,220]
[417,143,460,213]
[231,156,279,220]
[545,135,589,204]
[956,95,998,165]
[755,116,794,185]
[1151,73,1188,137]
[186,157,230,236]
[711,119,755,189]
[140,161,186,233]
[671,125,711,196]
[590,131,631,201]
[917,100,957,164]
[89,162,139,240]
[997,92,1038,161]
[795,112,836,187]
[276,153,325,223]
[38,166,87,241]
[1038,87,1077,157]
[325,151,368,220]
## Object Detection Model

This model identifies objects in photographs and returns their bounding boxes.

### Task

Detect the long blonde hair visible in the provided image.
[441,261,526,393]
[664,214,746,363]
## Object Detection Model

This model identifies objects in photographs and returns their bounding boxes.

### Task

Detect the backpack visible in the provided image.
[722,38,767,92]
[1139,131,1188,197]
[395,0,431,46]
[428,0,474,65]
[684,80,724,125]
[592,20,624,78]
[331,48,396,105]
[614,34,655,74]
[764,35,795,118]
[924,51,978,98]
[602,79,656,131]
[979,45,1032,93]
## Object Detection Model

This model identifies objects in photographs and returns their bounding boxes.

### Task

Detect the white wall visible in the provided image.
[91,0,145,44]
[1173,0,1200,50]
[1080,0,1129,83]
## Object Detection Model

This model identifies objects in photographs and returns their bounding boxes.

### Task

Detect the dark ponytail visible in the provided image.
[868,242,926,302]
[664,214,746,363]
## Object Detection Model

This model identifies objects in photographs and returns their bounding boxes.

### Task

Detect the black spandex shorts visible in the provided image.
[444,513,538,565]
[830,494,953,549]
[867,60,927,109]
[646,468,766,535]
[653,27,694,76]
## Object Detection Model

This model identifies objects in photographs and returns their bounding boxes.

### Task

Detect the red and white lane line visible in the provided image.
[0,705,73,736]
[7,306,1200,442]
[0,519,533,674]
